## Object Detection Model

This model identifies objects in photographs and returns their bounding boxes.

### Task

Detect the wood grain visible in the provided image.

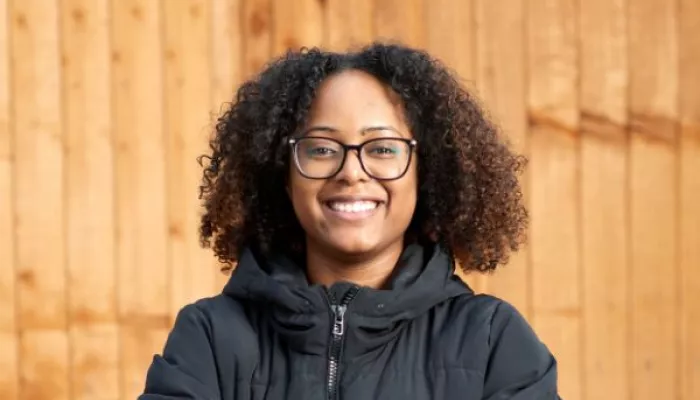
[628,1,679,399]
[0,0,18,398]
[0,2,696,398]
[374,0,425,49]
[164,0,217,321]
[210,0,242,113]
[473,0,529,315]
[61,0,119,398]
[210,0,242,292]
[324,0,373,51]
[111,0,169,398]
[527,1,581,399]
[242,0,272,78]
[11,0,69,398]
[424,0,481,292]
[579,1,629,399]
[271,0,323,55]
[679,0,700,398]
[426,0,475,88]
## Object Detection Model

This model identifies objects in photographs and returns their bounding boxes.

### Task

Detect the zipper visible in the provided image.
[326,286,359,400]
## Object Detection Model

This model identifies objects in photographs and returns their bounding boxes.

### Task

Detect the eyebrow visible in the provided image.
[302,125,402,136]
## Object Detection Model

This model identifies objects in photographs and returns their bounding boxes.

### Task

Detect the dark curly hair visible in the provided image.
[198,42,528,273]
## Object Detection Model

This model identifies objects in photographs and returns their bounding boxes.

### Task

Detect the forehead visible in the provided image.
[305,70,408,129]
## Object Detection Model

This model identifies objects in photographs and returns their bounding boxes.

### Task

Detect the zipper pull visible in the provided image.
[332,305,347,337]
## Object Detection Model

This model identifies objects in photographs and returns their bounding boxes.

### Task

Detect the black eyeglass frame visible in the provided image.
[288,136,418,181]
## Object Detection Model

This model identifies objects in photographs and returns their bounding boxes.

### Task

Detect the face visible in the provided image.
[288,69,418,258]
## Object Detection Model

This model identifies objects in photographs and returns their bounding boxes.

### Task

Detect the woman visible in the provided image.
[140,43,559,399]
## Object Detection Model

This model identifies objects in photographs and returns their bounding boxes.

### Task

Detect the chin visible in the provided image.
[323,234,380,257]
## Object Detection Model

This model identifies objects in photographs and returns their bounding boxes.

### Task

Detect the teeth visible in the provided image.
[328,201,378,213]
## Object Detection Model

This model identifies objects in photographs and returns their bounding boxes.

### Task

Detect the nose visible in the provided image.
[334,149,369,183]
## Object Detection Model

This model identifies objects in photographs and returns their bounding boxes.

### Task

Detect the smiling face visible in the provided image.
[288,69,418,259]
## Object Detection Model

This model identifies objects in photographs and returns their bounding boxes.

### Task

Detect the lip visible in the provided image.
[321,195,386,222]
[322,195,385,203]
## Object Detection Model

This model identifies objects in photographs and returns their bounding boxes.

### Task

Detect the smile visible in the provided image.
[322,199,382,221]
[327,200,378,213]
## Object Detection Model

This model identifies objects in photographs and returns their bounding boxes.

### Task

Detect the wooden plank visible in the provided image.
[271,0,323,56]
[324,0,373,51]
[11,0,69,399]
[424,0,481,293]
[526,1,580,399]
[473,0,529,315]
[210,0,242,113]
[111,1,169,398]
[326,0,373,51]
[0,0,18,398]
[210,0,242,292]
[679,0,700,398]
[241,0,271,78]
[374,0,425,49]
[579,1,629,399]
[426,0,475,88]
[164,0,216,321]
[628,1,679,399]
[61,1,119,399]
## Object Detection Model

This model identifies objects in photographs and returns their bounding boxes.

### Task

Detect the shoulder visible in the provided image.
[168,293,261,354]
[433,293,551,358]
[171,294,262,366]
[447,295,559,398]
[188,293,249,322]
[181,294,260,341]
[446,293,546,353]
[444,292,521,331]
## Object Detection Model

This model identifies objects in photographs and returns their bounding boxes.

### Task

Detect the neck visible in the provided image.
[305,240,405,289]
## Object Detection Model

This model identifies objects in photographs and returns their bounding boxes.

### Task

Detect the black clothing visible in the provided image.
[140,243,559,399]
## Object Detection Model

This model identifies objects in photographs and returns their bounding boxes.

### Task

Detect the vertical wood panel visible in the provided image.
[210,0,242,118]
[0,0,18,398]
[426,0,475,84]
[679,0,700,398]
[424,0,480,292]
[164,0,216,323]
[1,2,699,397]
[374,0,425,49]
[271,0,323,56]
[111,1,169,398]
[242,0,271,78]
[473,0,529,315]
[324,0,373,51]
[527,1,581,399]
[579,1,629,399]
[210,0,242,292]
[61,0,119,399]
[628,0,679,398]
[11,0,69,398]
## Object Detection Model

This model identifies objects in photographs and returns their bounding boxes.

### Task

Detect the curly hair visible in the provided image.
[198,42,528,273]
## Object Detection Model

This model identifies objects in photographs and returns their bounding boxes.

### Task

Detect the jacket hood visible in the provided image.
[222,242,473,357]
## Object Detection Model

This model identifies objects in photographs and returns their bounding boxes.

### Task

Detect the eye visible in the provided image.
[373,147,398,154]
[305,146,337,157]
[366,142,401,157]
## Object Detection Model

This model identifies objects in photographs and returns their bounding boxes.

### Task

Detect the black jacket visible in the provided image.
[139,243,559,399]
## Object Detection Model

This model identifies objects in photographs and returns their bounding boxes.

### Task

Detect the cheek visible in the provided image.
[386,172,418,220]
[288,171,323,222]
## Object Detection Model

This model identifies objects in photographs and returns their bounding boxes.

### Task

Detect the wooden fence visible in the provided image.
[0,0,698,399]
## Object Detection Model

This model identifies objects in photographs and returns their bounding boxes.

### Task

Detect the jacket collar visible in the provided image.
[222,242,472,357]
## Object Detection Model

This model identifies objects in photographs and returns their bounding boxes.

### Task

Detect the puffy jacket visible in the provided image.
[139,243,560,399]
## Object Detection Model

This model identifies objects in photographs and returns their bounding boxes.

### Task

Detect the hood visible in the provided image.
[223,242,473,357]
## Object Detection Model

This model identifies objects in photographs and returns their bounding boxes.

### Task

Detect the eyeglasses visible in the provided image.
[288,136,417,180]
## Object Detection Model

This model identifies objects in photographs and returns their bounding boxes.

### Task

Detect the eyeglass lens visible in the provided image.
[294,137,411,179]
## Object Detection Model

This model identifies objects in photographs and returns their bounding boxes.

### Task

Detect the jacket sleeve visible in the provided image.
[482,301,560,400]
[139,303,221,400]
